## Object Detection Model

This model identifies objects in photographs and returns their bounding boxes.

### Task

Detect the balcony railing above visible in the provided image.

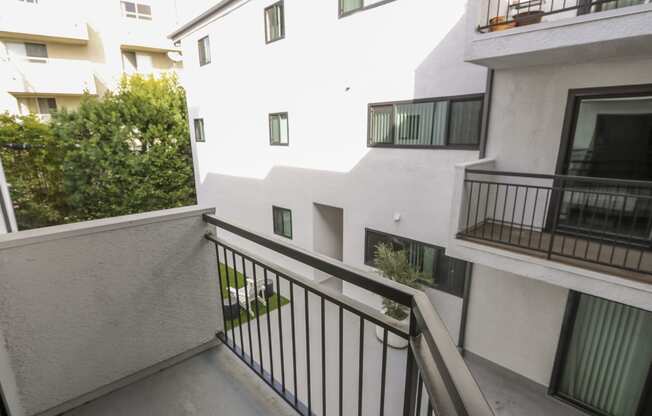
[4,56,97,96]
[458,169,652,282]
[478,0,650,32]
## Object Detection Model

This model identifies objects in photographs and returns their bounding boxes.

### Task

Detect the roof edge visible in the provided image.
[169,0,238,40]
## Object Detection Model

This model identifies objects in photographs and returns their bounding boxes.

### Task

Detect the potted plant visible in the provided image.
[511,0,545,26]
[373,243,421,349]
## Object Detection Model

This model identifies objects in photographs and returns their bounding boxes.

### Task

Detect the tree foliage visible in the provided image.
[373,243,421,321]
[0,74,196,230]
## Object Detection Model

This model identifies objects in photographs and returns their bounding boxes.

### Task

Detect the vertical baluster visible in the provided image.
[379,328,389,416]
[241,256,254,365]
[321,298,326,416]
[491,182,500,239]
[559,190,574,256]
[528,188,539,249]
[465,181,474,234]
[223,247,237,344]
[500,184,510,242]
[215,244,229,342]
[539,188,551,251]
[276,273,286,393]
[252,263,264,375]
[231,251,245,354]
[596,193,616,264]
[264,268,274,382]
[357,317,365,416]
[547,179,564,260]
[482,180,492,240]
[290,282,298,406]
[305,288,312,415]
[623,196,640,269]
[610,193,628,266]
[416,374,423,416]
[509,186,519,244]
[518,187,529,245]
[474,181,482,237]
[339,306,344,416]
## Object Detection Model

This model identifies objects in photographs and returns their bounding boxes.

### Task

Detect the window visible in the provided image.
[25,43,47,59]
[551,293,652,416]
[198,36,211,66]
[339,0,363,15]
[269,112,289,145]
[19,0,38,4]
[264,1,285,43]
[364,229,469,297]
[37,98,57,115]
[122,51,138,74]
[368,95,484,149]
[273,206,292,239]
[121,1,152,20]
[194,119,205,142]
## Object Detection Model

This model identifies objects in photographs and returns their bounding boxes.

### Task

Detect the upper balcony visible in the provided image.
[121,20,181,54]
[0,207,494,416]
[447,159,652,311]
[3,56,97,97]
[465,0,652,68]
[0,1,88,45]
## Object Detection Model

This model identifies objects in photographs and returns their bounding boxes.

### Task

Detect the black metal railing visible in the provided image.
[478,0,647,33]
[458,169,652,278]
[203,214,494,416]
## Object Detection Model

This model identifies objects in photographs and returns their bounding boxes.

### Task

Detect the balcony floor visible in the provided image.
[460,221,652,284]
[64,344,296,416]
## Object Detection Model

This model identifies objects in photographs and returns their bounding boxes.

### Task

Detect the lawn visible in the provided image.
[219,263,290,331]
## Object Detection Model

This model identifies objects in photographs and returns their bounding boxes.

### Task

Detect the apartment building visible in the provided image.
[0,0,182,120]
[173,1,652,415]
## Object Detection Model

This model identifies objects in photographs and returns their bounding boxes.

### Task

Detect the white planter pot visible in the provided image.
[376,318,409,349]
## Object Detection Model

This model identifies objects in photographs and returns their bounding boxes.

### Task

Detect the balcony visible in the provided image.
[0,1,88,45]
[3,56,97,97]
[121,21,181,54]
[465,0,652,68]
[0,207,494,416]
[448,159,652,311]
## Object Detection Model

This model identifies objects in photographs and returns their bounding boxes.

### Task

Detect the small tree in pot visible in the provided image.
[373,243,421,348]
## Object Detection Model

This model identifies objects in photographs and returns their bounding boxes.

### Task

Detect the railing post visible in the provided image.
[402,307,419,416]
[547,177,564,260]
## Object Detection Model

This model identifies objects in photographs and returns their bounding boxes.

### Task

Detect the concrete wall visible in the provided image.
[465,265,569,386]
[175,0,487,337]
[0,207,219,416]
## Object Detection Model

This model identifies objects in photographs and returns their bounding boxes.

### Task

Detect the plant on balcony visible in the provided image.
[373,243,421,321]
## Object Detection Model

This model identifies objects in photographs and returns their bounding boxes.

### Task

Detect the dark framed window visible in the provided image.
[273,206,292,239]
[367,94,483,149]
[194,118,205,142]
[549,292,652,416]
[37,98,56,115]
[269,112,289,145]
[25,42,47,59]
[339,0,398,17]
[264,1,285,44]
[198,36,211,66]
[364,229,469,297]
[121,1,152,19]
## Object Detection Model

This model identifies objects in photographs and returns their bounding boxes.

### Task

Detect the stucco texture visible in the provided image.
[0,208,219,415]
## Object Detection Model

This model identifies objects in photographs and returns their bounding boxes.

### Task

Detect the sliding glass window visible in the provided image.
[273,206,292,239]
[364,229,469,297]
[264,1,285,43]
[368,95,483,149]
[552,293,652,416]
[269,112,289,145]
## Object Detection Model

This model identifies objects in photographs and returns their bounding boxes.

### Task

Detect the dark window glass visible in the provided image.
[194,119,205,142]
[368,95,483,148]
[339,0,363,15]
[273,206,292,239]
[25,43,47,58]
[364,229,469,297]
[198,36,211,66]
[264,1,285,43]
[37,98,56,114]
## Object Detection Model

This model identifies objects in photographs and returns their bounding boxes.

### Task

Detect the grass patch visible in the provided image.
[219,263,290,331]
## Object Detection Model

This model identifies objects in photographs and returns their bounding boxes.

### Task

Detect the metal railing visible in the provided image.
[458,169,652,278]
[478,0,648,32]
[203,214,493,416]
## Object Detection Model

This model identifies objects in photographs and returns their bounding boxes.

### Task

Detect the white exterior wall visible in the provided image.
[0,207,219,416]
[176,0,487,338]
[465,265,569,386]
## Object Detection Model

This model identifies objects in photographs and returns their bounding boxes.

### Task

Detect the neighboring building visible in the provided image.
[0,0,183,120]
[173,1,652,415]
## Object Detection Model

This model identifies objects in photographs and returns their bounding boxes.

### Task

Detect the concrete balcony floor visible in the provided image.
[64,344,295,416]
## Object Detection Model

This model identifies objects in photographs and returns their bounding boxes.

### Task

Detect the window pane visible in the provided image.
[270,114,288,145]
[340,0,363,14]
[432,101,449,145]
[282,210,292,237]
[449,99,482,146]
[369,106,393,145]
[137,3,151,15]
[25,43,47,58]
[122,1,136,12]
[194,119,205,142]
[37,98,56,114]
[198,37,210,66]
[394,102,434,145]
[559,295,652,416]
[365,230,392,266]
[273,207,292,238]
[265,3,284,42]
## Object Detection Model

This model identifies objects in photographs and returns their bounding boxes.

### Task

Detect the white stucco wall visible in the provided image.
[0,207,219,416]
[175,0,487,337]
[465,265,569,386]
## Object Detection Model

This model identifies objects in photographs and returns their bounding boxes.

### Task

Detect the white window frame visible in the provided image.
[121,1,152,20]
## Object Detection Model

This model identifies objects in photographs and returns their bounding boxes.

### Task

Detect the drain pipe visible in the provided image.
[458,69,494,354]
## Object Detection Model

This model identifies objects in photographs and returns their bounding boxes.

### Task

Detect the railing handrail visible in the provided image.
[203,213,416,306]
[465,168,652,187]
[204,213,495,416]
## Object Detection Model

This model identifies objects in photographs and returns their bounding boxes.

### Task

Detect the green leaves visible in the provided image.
[0,74,197,230]
[373,243,422,321]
